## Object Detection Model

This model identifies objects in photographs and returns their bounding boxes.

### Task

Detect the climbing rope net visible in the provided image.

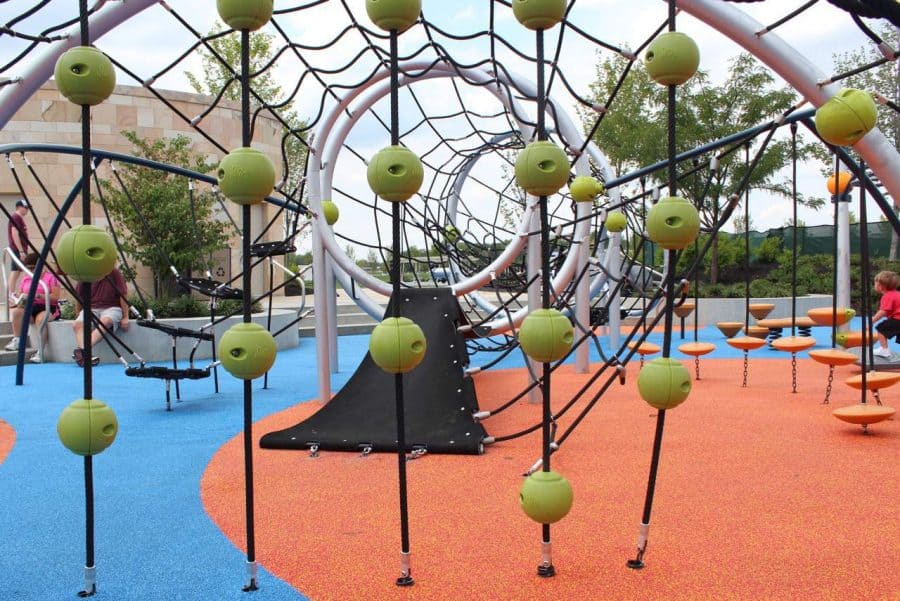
[1,0,900,432]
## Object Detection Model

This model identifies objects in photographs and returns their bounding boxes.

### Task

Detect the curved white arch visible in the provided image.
[310,61,616,333]
[0,0,160,129]
[678,0,900,204]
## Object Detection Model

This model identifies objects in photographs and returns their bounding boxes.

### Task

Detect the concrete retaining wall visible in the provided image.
[683,295,835,327]
[45,309,299,364]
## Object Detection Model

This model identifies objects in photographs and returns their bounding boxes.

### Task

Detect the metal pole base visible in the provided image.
[537,540,555,577]
[626,558,645,570]
[396,551,414,587]
[242,560,259,592]
[78,565,97,597]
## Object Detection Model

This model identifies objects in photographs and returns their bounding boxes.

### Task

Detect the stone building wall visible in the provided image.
[0,81,288,300]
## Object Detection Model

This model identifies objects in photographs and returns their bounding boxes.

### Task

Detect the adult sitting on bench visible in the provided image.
[71,264,130,367]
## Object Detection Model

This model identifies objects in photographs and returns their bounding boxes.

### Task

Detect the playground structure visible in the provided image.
[1,0,899,598]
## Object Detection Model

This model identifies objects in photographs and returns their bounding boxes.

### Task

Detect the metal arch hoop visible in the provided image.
[0,0,161,129]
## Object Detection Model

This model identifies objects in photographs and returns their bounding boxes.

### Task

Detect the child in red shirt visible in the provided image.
[873,270,900,358]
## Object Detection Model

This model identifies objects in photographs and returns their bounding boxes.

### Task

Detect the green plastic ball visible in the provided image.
[514,141,570,197]
[569,176,604,203]
[57,399,118,456]
[56,225,117,283]
[53,46,116,106]
[637,357,692,410]
[369,317,426,374]
[219,322,277,380]
[519,470,573,524]
[646,196,700,250]
[365,0,421,33]
[216,0,273,31]
[815,88,877,147]
[519,308,574,363]
[367,145,424,202]
[321,200,340,225]
[511,0,566,31]
[644,31,700,86]
[606,211,627,233]
[444,224,460,243]
[217,147,276,205]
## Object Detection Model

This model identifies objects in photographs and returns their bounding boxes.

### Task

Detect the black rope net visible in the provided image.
[1,0,899,444]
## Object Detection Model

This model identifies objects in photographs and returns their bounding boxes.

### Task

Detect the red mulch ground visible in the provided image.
[202,358,899,600]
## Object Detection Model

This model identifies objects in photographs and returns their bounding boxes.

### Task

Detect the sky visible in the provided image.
[0,1,895,255]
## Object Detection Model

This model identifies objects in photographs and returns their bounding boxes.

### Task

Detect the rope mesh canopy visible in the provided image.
[1,0,899,445]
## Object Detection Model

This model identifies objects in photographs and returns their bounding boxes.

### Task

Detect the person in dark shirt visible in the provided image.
[71,266,130,366]
[7,199,30,301]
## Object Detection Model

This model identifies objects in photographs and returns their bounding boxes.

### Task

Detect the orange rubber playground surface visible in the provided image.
[202,358,900,601]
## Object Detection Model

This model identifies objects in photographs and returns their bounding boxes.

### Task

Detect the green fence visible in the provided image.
[726,222,899,257]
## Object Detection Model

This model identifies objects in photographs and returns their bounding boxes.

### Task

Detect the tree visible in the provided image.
[583,52,822,282]
[98,131,231,297]
[185,25,308,234]
[827,25,899,258]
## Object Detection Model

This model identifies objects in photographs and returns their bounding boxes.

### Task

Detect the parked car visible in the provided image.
[431,267,450,283]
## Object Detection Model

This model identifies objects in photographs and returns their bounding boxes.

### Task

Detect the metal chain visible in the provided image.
[873,389,882,405]
[791,353,798,393]
[694,356,701,381]
[823,366,834,404]
[742,351,749,388]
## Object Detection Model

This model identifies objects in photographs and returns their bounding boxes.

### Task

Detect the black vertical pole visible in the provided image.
[388,29,414,587]
[533,26,558,579]
[857,159,871,403]
[77,0,96,596]
[831,153,840,349]
[238,28,258,593]
[628,1,678,570]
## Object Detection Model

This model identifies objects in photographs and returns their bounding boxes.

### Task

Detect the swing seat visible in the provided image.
[809,349,858,366]
[716,322,743,338]
[126,365,211,381]
[726,336,766,351]
[832,403,895,425]
[748,303,775,320]
[807,307,854,326]
[672,302,695,319]
[137,319,214,341]
[771,336,816,353]
[678,341,715,356]
[845,372,900,391]
[627,341,660,356]
[249,240,297,258]
[179,277,243,300]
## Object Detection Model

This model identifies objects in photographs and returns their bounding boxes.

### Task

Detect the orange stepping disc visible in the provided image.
[832,403,896,425]
[807,307,855,326]
[727,336,767,351]
[748,303,775,320]
[627,341,660,355]
[673,302,695,319]
[678,341,716,356]
[845,371,900,390]
[809,349,859,366]
[835,331,863,348]
[745,325,770,339]
[717,321,744,338]
[756,316,817,330]
[771,336,816,353]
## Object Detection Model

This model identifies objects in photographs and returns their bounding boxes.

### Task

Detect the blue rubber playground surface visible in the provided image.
[0,319,877,600]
